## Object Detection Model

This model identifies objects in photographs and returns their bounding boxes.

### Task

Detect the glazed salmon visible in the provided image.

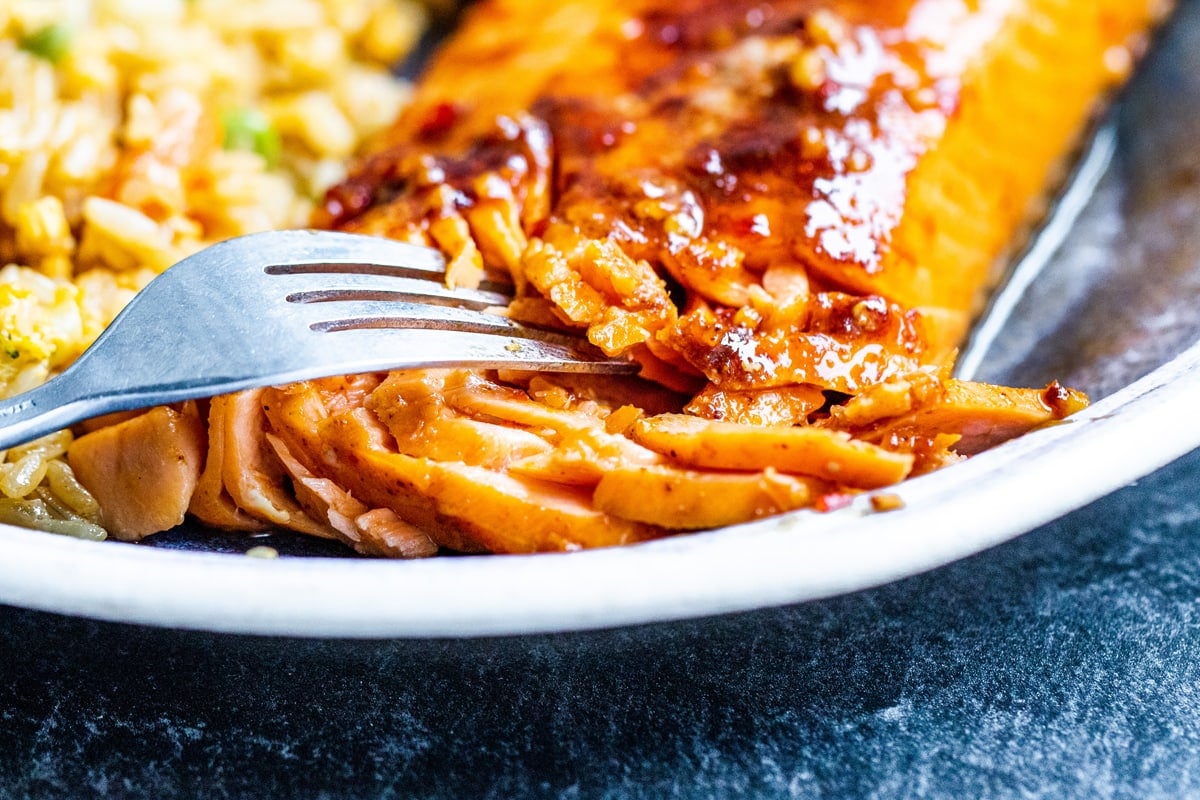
[69,0,1162,552]
[327,0,1165,362]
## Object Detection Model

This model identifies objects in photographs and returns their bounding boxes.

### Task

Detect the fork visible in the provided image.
[0,229,635,451]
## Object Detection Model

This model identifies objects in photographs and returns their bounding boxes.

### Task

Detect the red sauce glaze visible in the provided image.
[323,1,969,281]
[315,0,1039,390]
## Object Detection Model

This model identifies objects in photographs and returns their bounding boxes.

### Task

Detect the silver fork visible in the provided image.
[0,229,635,450]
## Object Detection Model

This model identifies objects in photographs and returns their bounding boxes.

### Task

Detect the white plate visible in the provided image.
[1,4,1198,638]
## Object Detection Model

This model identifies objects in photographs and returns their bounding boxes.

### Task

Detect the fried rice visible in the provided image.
[0,0,432,540]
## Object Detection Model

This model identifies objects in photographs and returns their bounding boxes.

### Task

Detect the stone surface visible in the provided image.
[3,447,1200,798]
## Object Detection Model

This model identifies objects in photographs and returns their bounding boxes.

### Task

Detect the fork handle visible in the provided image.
[0,369,113,451]
[0,353,184,451]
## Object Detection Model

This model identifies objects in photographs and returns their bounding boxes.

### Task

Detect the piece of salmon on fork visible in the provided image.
[71,0,1166,553]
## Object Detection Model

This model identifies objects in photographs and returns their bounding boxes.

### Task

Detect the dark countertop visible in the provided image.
[4,446,1200,799]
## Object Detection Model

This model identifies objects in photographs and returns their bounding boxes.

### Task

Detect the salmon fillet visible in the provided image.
[71,0,1158,551]
[328,0,1164,360]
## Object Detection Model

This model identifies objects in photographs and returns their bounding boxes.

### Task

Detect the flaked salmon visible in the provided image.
[69,0,1160,551]
[68,405,205,539]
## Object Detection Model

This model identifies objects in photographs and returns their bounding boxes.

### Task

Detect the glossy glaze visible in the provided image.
[327,0,1158,373]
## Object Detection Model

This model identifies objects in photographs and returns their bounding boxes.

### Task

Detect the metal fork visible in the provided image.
[0,229,635,450]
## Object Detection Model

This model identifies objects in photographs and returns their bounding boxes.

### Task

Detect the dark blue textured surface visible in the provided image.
[3,446,1200,798]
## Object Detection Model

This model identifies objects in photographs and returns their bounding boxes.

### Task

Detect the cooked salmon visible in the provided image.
[68,0,1165,553]
[68,405,206,540]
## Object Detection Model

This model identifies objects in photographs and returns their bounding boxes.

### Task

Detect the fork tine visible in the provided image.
[297,299,543,337]
[302,327,640,377]
[256,230,517,298]
[293,298,631,364]
[218,229,449,276]
[283,275,511,310]
[271,265,514,296]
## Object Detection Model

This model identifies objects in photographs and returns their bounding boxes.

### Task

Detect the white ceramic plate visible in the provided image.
[0,339,1198,637]
[1,3,1198,638]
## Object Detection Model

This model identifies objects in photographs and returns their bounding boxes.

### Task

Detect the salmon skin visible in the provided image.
[71,0,1159,552]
